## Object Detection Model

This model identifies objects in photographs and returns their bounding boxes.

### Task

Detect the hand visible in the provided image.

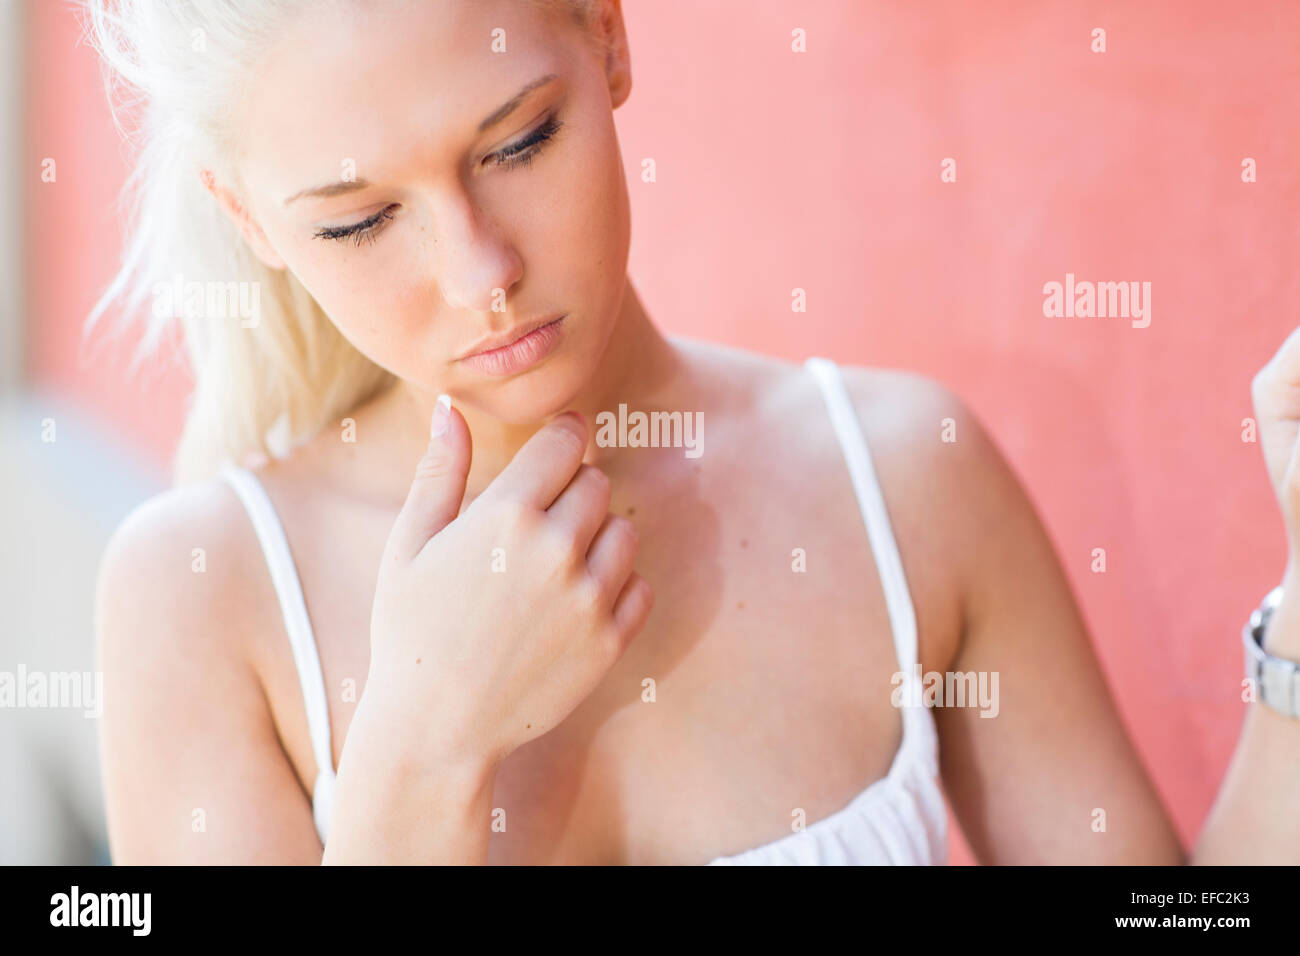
[364,397,654,770]
[1251,326,1300,570]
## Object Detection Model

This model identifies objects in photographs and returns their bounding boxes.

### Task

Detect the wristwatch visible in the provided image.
[1242,584,1300,719]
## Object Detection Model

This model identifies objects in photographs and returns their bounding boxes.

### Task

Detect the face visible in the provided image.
[223,0,632,423]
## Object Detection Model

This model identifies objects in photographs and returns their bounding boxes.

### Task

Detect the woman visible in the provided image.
[88,0,1300,864]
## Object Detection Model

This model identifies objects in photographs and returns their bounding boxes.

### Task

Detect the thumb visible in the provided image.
[389,394,472,562]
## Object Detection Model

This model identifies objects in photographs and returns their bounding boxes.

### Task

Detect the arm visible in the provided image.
[844,368,1184,864]
[1192,574,1300,863]
[96,483,495,864]
[96,484,327,863]
[1192,327,1300,863]
[99,402,649,864]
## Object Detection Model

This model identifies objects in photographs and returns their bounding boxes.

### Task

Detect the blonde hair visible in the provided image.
[82,0,599,485]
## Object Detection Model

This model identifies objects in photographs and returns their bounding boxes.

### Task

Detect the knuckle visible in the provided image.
[535,517,584,572]
[546,421,586,458]
[598,627,626,665]
[412,451,453,482]
[575,572,606,617]
[583,464,611,494]
[576,466,611,512]
[546,522,584,562]
[496,497,539,536]
[625,573,651,610]
[609,514,639,549]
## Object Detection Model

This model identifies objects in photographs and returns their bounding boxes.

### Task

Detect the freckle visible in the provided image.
[737,601,745,609]
[626,505,636,516]
[527,723,531,729]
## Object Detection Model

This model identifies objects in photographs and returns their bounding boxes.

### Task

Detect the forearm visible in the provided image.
[321,693,499,865]
[1192,570,1300,864]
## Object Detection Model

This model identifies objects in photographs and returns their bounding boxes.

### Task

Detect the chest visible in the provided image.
[258,458,932,863]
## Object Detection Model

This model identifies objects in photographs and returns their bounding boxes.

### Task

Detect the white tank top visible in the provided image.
[218,356,949,864]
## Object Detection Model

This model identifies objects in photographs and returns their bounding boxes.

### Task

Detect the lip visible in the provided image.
[459,313,566,358]
[457,314,567,377]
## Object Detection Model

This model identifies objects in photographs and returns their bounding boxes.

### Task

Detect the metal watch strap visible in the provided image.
[1242,585,1300,719]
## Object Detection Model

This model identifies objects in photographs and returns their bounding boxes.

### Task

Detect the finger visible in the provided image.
[585,513,639,602]
[546,465,611,551]
[388,394,473,562]
[611,572,654,644]
[1255,326,1300,427]
[485,410,589,511]
[1261,324,1300,389]
[1252,328,1300,493]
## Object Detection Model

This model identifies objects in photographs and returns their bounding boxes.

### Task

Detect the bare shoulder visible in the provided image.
[830,364,975,448]
[95,475,271,677]
[96,475,326,862]
[668,339,1022,663]
[833,362,1021,525]
[837,361,1062,653]
[801,361,1033,672]
[669,338,1005,495]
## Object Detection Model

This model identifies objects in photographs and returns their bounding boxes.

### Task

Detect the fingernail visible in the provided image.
[431,394,451,439]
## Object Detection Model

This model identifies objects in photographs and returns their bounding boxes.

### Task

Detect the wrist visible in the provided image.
[348,681,502,782]
[1262,566,1300,657]
[326,693,500,864]
[337,732,499,815]
[1263,597,1300,660]
[326,732,498,864]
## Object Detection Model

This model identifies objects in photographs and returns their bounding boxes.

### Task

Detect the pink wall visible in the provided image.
[28,2,1300,864]
[26,0,187,473]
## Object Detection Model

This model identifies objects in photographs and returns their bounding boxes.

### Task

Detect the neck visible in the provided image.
[370,278,684,505]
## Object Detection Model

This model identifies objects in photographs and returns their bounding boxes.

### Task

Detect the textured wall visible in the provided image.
[21,1,1300,864]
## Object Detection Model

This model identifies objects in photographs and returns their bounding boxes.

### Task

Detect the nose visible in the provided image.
[425,192,524,314]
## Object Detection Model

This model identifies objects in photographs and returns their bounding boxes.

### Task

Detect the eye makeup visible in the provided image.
[485,110,564,171]
[311,109,565,245]
[312,203,399,246]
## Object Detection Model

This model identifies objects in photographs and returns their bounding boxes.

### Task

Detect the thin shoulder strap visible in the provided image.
[218,464,336,785]
[804,357,920,682]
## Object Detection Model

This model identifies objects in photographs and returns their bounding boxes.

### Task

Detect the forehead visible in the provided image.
[237,0,572,193]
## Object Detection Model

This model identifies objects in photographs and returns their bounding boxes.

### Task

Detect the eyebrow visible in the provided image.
[478,72,558,133]
[283,73,560,207]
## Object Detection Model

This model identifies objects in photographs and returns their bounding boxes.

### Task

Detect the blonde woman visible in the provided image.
[89,0,1300,865]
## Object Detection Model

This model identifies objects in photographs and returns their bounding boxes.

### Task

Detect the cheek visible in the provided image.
[264,223,432,353]
[516,114,630,301]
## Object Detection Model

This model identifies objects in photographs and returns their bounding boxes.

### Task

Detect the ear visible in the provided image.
[199,168,287,271]
[593,0,632,109]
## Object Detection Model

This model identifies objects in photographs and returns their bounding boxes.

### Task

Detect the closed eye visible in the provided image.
[313,204,399,245]
[486,111,564,171]
[312,111,564,245]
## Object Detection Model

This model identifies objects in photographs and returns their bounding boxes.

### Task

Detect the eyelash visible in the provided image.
[313,204,397,245]
[488,112,564,171]
[313,112,565,246]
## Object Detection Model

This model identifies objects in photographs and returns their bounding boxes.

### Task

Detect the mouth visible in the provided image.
[458,313,566,359]
[456,314,567,377]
